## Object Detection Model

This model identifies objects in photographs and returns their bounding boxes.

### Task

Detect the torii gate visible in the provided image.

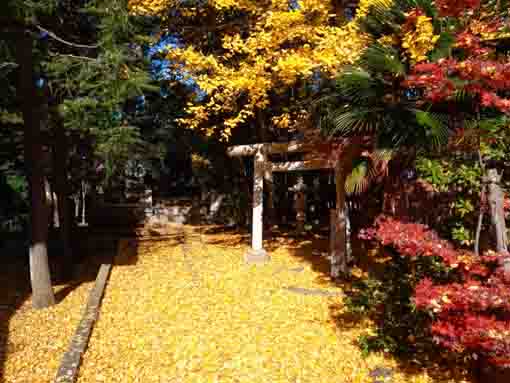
[227,140,358,278]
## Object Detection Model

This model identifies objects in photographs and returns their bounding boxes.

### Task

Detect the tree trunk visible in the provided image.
[330,143,360,279]
[331,162,347,279]
[474,184,485,256]
[345,200,353,264]
[53,119,74,279]
[475,149,485,256]
[16,32,55,308]
[44,177,56,227]
[330,207,347,278]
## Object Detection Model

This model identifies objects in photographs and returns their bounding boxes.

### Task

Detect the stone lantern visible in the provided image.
[311,176,321,226]
[289,176,308,234]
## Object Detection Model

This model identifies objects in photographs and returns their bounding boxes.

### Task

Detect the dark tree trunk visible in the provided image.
[331,143,360,278]
[475,149,485,256]
[16,32,55,308]
[330,171,347,278]
[345,200,353,264]
[474,184,485,256]
[53,117,74,279]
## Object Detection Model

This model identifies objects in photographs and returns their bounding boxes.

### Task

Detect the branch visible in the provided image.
[35,25,100,49]
[50,53,97,62]
[0,62,18,70]
[475,183,485,256]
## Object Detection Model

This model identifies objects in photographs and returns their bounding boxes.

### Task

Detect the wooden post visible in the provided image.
[245,149,270,264]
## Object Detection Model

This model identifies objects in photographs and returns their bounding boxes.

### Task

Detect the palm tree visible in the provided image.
[317,0,449,194]
[322,0,510,257]
[318,44,447,194]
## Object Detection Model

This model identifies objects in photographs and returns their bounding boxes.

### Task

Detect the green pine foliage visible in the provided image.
[41,0,160,187]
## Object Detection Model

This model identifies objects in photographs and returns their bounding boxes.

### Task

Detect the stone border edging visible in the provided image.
[54,262,113,383]
[283,286,343,297]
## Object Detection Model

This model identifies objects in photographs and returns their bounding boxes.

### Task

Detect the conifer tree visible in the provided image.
[1,0,155,308]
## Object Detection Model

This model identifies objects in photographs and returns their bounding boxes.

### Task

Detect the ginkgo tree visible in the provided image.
[128,0,381,139]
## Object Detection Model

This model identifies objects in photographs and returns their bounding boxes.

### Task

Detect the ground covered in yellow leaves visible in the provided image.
[75,226,472,383]
[2,283,94,383]
[0,248,108,383]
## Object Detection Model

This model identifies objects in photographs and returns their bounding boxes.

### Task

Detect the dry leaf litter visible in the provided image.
[1,226,473,383]
[77,227,472,383]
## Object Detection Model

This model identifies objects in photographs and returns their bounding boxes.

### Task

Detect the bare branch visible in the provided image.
[50,53,97,62]
[0,62,18,70]
[35,25,100,49]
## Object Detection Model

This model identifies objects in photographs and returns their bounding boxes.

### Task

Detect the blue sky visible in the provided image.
[146,34,207,102]
[141,0,344,107]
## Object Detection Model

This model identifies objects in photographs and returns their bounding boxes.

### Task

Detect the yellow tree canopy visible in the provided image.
[129,0,386,140]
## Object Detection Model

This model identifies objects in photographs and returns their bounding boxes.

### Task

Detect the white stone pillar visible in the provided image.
[245,149,270,264]
[264,156,275,227]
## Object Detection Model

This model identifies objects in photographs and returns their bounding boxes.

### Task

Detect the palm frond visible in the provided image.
[310,92,340,108]
[478,116,510,132]
[397,0,437,17]
[329,107,385,136]
[359,43,406,77]
[358,1,405,37]
[345,148,394,195]
[463,118,479,131]
[370,148,395,165]
[345,159,370,195]
[336,68,380,104]
[413,110,449,148]
[461,116,510,141]
[367,148,394,180]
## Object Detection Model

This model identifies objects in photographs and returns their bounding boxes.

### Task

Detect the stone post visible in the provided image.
[290,177,307,234]
[485,168,510,282]
[486,169,508,253]
[245,149,270,264]
[264,153,275,227]
[144,189,153,210]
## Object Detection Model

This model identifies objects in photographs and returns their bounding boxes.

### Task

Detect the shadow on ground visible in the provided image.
[0,232,31,383]
[0,223,133,383]
[328,243,475,383]
[200,222,475,383]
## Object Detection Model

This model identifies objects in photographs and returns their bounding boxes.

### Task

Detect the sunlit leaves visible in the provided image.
[129,1,371,139]
[75,228,442,382]
[3,271,96,382]
[361,216,510,367]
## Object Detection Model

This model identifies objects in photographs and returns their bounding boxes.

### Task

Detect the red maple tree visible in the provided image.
[361,216,510,367]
